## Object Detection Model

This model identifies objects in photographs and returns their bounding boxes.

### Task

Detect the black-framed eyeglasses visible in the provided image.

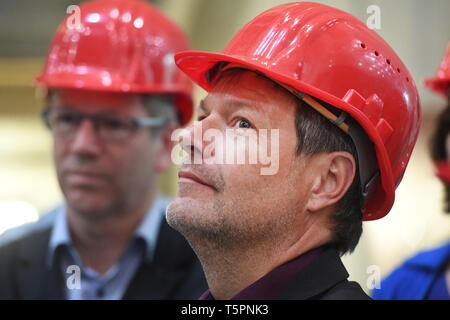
[41,107,168,142]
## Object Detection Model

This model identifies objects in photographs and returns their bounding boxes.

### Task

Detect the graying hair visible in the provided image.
[140,94,179,136]
[295,99,363,256]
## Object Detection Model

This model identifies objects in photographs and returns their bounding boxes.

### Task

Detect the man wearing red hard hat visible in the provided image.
[373,41,450,300]
[166,2,421,299]
[0,0,206,299]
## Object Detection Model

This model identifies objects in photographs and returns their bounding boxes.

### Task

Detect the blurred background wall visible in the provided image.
[0,0,449,293]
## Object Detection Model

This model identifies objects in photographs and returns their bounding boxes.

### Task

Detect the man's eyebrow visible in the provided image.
[223,98,264,114]
[199,97,263,114]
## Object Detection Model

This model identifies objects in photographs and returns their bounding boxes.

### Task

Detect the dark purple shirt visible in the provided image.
[199,246,324,300]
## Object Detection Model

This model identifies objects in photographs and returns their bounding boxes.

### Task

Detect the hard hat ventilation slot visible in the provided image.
[368,47,406,81]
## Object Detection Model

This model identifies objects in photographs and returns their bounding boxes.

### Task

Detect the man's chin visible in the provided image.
[166,197,193,223]
[166,196,225,237]
[167,197,204,230]
[64,191,114,218]
[167,197,242,251]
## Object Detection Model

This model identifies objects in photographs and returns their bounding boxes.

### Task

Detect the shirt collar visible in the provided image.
[46,193,171,269]
[46,205,71,268]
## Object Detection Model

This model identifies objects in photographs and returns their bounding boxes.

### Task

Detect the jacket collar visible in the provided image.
[122,217,205,299]
[277,247,349,299]
[46,194,171,268]
[16,226,64,299]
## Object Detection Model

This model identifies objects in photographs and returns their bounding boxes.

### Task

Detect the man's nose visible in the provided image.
[179,116,224,164]
[70,119,102,155]
[179,121,204,164]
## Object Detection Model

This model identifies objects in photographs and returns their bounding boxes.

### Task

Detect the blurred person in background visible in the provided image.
[166,2,420,300]
[0,0,206,299]
[372,42,450,300]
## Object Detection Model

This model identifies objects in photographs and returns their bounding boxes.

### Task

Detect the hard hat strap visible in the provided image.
[218,62,352,133]
[301,92,380,207]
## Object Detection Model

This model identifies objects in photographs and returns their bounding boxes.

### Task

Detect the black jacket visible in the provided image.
[277,247,371,300]
[0,218,207,300]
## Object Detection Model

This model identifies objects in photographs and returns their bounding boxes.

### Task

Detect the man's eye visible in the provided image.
[56,113,79,124]
[236,119,253,129]
[102,118,128,130]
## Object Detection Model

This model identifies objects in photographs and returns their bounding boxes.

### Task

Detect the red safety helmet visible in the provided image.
[435,161,450,185]
[425,41,450,98]
[174,2,421,220]
[36,0,193,125]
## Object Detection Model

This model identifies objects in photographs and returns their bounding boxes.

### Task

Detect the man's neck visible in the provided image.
[66,192,156,275]
[191,240,278,300]
[190,220,331,300]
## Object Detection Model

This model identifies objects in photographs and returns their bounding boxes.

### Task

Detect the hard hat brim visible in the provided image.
[424,77,450,98]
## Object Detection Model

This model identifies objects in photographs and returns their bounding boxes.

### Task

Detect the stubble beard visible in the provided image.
[166,191,294,254]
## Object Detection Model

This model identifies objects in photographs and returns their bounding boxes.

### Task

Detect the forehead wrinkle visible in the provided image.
[201,70,299,133]
[212,69,298,115]
[201,93,268,119]
[54,88,143,108]
[51,91,145,117]
[214,71,277,103]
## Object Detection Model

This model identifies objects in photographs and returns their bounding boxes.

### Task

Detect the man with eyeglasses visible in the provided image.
[0,0,206,300]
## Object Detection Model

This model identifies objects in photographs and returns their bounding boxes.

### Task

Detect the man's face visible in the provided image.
[167,71,315,246]
[50,89,163,218]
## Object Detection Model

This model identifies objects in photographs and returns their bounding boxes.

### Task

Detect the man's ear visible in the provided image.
[306,151,356,212]
[155,120,179,173]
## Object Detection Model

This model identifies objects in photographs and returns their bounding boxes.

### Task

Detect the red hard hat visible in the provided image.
[174,2,421,220]
[425,41,450,98]
[435,161,450,185]
[36,0,193,125]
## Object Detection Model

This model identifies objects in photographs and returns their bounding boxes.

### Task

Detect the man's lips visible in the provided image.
[178,170,217,190]
[65,170,108,186]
